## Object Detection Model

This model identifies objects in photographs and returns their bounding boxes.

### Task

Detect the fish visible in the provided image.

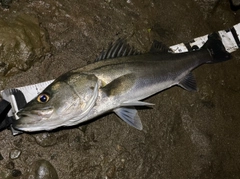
[13,33,231,132]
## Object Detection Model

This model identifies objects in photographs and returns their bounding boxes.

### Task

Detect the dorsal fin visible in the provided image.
[95,39,141,62]
[150,40,170,53]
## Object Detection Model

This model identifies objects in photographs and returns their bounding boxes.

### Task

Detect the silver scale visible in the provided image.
[1,23,240,135]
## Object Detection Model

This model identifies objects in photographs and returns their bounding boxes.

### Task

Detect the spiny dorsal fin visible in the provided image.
[150,40,170,53]
[95,38,141,62]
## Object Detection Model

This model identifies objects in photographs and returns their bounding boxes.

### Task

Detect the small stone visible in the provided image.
[0,0,12,8]
[0,152,4,160]
[11,169,22,177]
[9,149,22,159]
[106,165,116,178]
[28,159,58,179]
[231,0,240,6]
[34,133,57,147]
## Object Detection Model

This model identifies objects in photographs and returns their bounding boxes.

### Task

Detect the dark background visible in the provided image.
[0,0,240,178]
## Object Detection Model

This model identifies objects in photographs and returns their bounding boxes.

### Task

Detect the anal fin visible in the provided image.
[178,72,197,91]
[113,107,143,130]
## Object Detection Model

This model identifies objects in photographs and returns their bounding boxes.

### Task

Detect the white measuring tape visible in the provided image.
[170,23,240,53]
[1,23,240,127]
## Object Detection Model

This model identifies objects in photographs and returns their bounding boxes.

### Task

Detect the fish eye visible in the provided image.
[37,94,50,103]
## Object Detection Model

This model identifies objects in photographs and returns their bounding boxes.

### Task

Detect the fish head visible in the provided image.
[13,72,99,132]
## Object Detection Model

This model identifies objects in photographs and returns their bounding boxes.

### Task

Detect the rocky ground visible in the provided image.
[0,0,240,178]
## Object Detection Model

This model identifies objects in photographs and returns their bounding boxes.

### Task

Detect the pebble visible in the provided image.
[34,133,57,147]
[231,0,240,6]
[0,0,12,8]
[9,149,22,159]
[28,159,58,179]
[11,169,22,177]
[0,152,4,160]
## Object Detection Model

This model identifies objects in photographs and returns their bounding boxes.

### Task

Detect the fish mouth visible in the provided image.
[17,107,54,120]
[13,107,54,132]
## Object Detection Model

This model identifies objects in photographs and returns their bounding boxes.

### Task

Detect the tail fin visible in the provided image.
[202,33,231,63]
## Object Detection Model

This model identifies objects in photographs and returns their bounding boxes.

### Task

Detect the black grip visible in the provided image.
[0,89,27,132]
[0,99,12,131]
[11,89,27,110]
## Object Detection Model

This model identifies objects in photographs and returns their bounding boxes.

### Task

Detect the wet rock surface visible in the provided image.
[0,0,240,178]
[0,14,50,75]
[0,13,51,88]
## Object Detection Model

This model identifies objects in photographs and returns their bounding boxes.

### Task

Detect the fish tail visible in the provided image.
[202,32,231,63]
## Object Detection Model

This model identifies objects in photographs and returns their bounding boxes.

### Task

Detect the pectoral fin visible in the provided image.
[113,107,143,130]
[101,73,136,97]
